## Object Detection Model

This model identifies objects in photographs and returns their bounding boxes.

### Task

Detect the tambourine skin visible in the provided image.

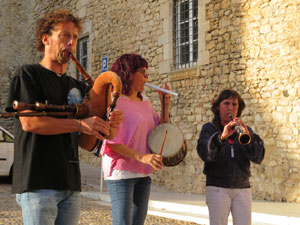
[148,123,187,167]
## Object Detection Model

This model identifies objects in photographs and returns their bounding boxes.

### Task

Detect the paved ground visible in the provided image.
[0,177,198,225]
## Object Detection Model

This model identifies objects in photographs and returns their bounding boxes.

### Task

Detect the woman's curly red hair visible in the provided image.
[111,53,148,99]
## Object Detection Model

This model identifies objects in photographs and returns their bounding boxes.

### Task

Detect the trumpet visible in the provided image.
[229,114,251,145]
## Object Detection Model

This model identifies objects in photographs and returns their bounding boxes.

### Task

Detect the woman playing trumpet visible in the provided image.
[100,53,172,225]
[197,89,265,225]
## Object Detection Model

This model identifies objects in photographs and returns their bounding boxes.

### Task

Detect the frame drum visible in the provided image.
[148,123,187,167]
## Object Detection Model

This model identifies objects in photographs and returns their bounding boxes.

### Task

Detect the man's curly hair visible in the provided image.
[35,9,82,52]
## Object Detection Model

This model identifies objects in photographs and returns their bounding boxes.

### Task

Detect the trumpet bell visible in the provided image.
[238,133,251,145]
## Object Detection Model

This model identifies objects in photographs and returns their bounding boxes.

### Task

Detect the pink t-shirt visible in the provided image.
[101,96,160,178]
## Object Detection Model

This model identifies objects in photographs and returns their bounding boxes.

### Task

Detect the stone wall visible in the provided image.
[159,0,300,202]
[1,0,300,202]
[0,0,34,130]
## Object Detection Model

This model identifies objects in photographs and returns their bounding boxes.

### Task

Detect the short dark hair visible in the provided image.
[211,89,245,128]
[35,9,82,52]
[111,53,148,99]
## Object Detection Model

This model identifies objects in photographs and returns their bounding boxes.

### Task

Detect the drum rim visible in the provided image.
[148,123,184,157]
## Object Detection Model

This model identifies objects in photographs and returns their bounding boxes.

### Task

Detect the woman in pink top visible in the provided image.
[101,53,171,225]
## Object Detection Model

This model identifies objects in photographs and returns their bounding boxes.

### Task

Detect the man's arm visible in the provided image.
[19,108,123,150]
[78,109,123,151]
[19,112,109,137]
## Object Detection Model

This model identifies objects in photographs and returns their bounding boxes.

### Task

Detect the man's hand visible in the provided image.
[80,116,110,140]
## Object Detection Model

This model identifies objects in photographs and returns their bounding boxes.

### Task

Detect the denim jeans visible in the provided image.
[106,176,151,225]
[16,190,81,225]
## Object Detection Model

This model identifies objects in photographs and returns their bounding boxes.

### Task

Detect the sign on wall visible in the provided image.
[102,56,108,72]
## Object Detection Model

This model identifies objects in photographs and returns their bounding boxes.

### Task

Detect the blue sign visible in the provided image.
[102,56,108,72]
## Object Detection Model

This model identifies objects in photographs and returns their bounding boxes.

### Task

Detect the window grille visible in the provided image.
[174,0,198,69]
[76,37,89,81]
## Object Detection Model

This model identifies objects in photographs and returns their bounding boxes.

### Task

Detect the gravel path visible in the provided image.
[0,179,199,225]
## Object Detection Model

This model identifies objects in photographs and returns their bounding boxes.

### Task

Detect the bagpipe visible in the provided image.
[1,53,122,156]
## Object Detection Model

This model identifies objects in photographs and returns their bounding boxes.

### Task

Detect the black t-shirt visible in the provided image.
[6,64,87,193]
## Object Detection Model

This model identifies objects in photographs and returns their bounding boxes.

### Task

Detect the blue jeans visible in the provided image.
[106,176,151,225]
[16,190,81,225]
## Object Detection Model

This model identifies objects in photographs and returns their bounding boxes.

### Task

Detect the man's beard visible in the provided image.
[57,50,70,64]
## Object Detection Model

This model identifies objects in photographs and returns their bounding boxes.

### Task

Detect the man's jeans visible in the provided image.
[106,176,151,225]
[16,190,81,225]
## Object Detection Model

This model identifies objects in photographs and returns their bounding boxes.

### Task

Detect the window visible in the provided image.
[174,0,198,69]
[76,37,89,81]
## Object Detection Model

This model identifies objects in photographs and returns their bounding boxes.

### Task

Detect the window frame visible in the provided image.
[173,0,198,70]
[76,36,89,81]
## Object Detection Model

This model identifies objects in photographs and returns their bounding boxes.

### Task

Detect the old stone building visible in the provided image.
[1,0,300,202]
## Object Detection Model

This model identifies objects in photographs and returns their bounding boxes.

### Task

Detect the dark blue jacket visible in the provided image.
[197,122,265,188]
